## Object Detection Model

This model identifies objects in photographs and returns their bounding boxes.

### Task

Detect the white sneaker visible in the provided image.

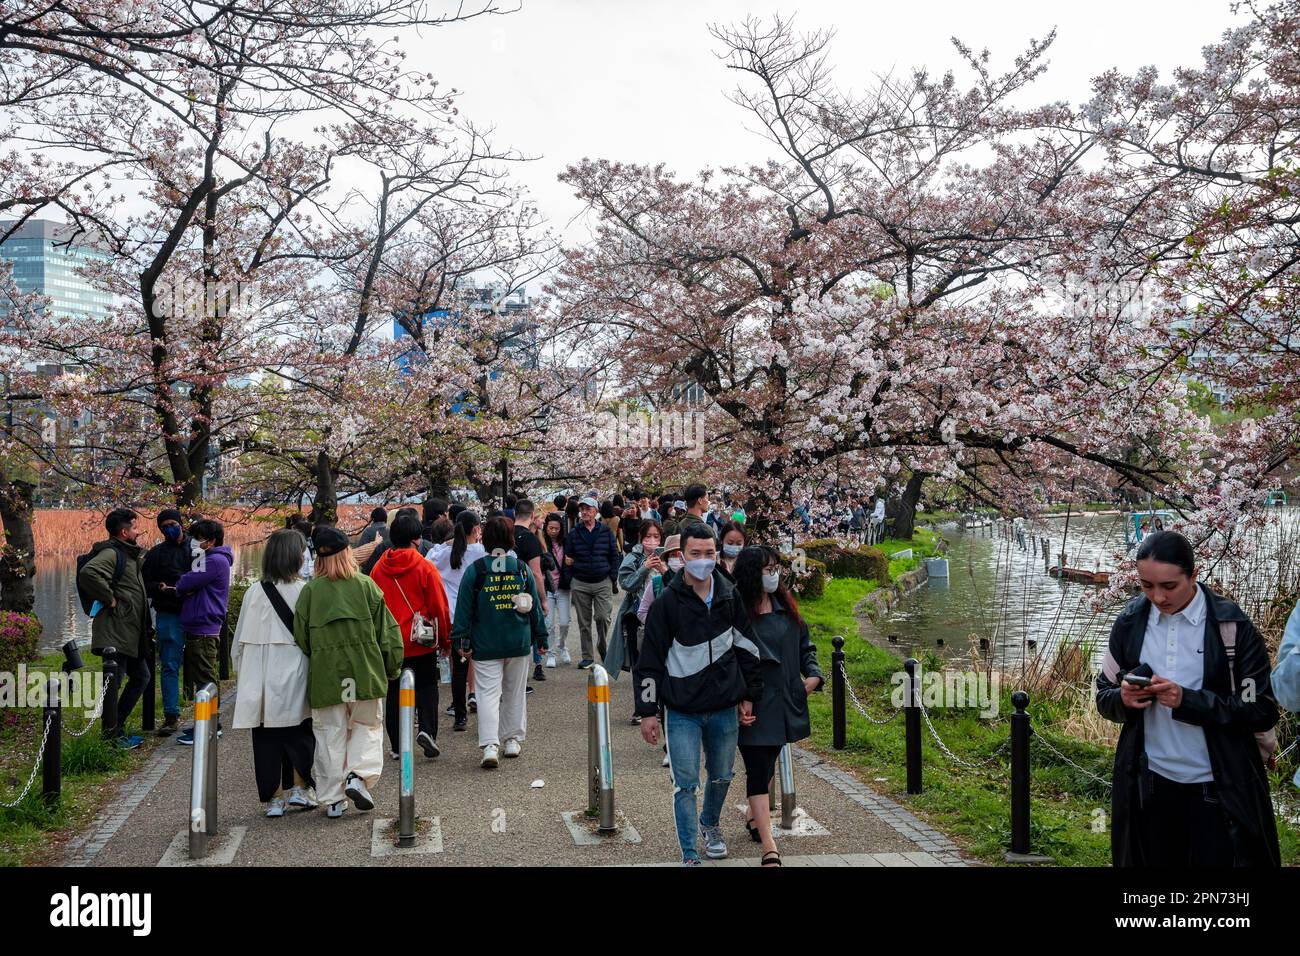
[545,653,557,668]
[344,772,375,811]
[503,738,522,758]
[326,800,347,818]
[389,750,399,761]
[286,786,318,810]
[662,752,671,768]
[481,744,500,768]
[265,797,286,818]
[559,648,572,665]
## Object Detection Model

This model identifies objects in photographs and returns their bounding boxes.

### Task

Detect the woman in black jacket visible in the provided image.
[733,545,823,866]
[1095,531,1280,867]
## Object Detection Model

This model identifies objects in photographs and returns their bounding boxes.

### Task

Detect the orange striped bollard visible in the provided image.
[398,668,416,848]
[587,665,616,832]
[188,682,219,859]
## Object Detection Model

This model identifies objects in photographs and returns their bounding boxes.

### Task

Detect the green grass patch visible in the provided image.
[797,576,1300,866]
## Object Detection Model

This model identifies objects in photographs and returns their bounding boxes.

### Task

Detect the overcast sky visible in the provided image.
[416,0,1249,244]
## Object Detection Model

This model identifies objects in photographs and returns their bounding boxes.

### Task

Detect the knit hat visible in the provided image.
[156,508,183,530]
[313,526,350,557]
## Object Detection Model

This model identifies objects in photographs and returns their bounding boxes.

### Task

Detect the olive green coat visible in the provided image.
[78,539,150,658]
[293,573,403,708]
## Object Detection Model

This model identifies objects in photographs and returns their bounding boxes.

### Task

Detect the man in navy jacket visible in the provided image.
[563,495,620,668]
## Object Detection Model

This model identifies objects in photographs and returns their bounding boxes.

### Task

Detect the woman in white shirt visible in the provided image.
[232,529,317,817]
[428,511,485,730]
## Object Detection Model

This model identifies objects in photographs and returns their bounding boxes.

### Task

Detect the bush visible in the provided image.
[786,556,828,600]
[836,546,889,582]
[0,611,41,673]
[224,577,254,640]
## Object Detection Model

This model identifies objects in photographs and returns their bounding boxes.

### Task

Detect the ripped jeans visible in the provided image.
[663,705,738,861]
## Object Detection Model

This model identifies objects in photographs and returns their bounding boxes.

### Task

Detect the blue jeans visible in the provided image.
[664,706,738,861]
[154,611,185,718]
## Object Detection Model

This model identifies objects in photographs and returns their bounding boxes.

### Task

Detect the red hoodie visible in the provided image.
[371,546,452,658]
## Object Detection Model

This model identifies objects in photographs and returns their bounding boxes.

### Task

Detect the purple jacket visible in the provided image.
[175,545,233,636]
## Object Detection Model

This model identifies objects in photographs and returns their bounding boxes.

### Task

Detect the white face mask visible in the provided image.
[762,571,781,593]
[667,557,684,572]
[684,557,716,580]
[722,543,743,557]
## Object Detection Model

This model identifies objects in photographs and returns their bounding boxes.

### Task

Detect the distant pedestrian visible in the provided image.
[428,510,485,730]
[564,495,620,669]
[141,508,190,737]
[541,512,572,666]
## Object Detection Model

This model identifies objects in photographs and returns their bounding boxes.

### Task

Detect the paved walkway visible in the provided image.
[63,616,968,867]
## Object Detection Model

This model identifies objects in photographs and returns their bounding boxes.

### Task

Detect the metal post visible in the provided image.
[100,648,119,739]
[188,682,218,860]
[778,744,797,829]
[588,665,616,832]
[142,631,156,732]
[831,636,846,751]
[42,677,61,808]
[587,675,598,816]
[904,657,922,795]
[398,668,416,848]
[1010,690,1031,856]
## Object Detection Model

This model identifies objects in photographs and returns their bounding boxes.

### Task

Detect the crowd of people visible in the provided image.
[71,487,1300,867]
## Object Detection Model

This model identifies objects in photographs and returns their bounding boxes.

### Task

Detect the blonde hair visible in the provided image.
[315,547,359,582]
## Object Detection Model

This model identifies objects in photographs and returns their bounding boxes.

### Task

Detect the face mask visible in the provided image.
[162,525,182,541]
[723,543,742,557]
[667,557,684,572]
[684,557,716,580]
[762,571,781,593]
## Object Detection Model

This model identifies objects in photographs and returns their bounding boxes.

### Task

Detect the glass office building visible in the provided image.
[0,218,114,324]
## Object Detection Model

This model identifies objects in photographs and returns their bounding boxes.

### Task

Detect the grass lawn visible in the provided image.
[796,575,1300,866]
[0,646,228,866]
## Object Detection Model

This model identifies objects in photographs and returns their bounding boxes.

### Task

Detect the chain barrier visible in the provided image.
[0,712,54,810]
[1275,737,1298,764]
[837,660,902,725]
[916,699,1012,769]
[1031,731,1113,790]
[63,677,108,739]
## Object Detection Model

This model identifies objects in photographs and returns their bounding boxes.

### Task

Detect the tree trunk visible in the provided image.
[887,471,928,541]
[0,476,37,612]
[309,450,338,526]
[425,466,451,502]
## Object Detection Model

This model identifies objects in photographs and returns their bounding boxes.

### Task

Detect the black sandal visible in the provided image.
[761,850,782,867]
[745,816,761,843]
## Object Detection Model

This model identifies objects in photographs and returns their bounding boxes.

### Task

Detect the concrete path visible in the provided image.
[63,622,968,867]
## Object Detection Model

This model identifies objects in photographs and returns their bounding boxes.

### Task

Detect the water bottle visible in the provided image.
[438,653,451,685]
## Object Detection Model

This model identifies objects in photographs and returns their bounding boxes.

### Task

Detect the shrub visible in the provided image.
[786,556,828,600]
[0,611,42,673]
[838,546,889,582]
[224,577,254,642]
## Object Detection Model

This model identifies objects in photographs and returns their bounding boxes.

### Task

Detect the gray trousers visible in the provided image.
[570,578,613,660]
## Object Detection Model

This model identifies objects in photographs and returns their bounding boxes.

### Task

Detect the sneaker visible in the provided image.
[629,715,642,725]
[480,744,499,769]
[700,820,727,860]
[533,664,546,681]
[467,693,477,713]
[176,728,195,746]
[416,730,440,759]
[662,752,671,768]
[577,659,593,669]
[559,648,572,665]
[344,772,374,811]
[265,797,286,818]
[286,786,318,810]
[453,718,467,732]
[525,685,534,695]
[389,750,399,760]
[156,715,180,737]
[444,703,456,717]
[545,653,557,668]
[682,856,703,867]
[114,734,143,750]
[326,800,347,819]
[502,738,522,758]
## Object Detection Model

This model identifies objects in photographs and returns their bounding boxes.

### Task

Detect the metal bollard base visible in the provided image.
[1004,850,1055,864]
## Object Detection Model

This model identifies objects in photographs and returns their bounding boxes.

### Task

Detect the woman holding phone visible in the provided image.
[1095,530,1280,867]
[603,519,664,716]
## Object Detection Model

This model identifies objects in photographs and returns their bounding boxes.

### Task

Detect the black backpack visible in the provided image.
[76,544,126,616]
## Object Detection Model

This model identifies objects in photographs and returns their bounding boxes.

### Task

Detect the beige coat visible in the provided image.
[232,580,311,729]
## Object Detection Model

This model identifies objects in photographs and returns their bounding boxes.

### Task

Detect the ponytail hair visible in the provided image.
[452,510,481,570]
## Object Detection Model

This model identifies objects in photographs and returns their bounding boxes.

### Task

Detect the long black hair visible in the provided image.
[733,544,805,631]
[451,510,480,570]
[543,512,566,556]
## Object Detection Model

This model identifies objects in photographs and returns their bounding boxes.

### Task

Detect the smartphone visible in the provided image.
[1123,673,1153,688]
